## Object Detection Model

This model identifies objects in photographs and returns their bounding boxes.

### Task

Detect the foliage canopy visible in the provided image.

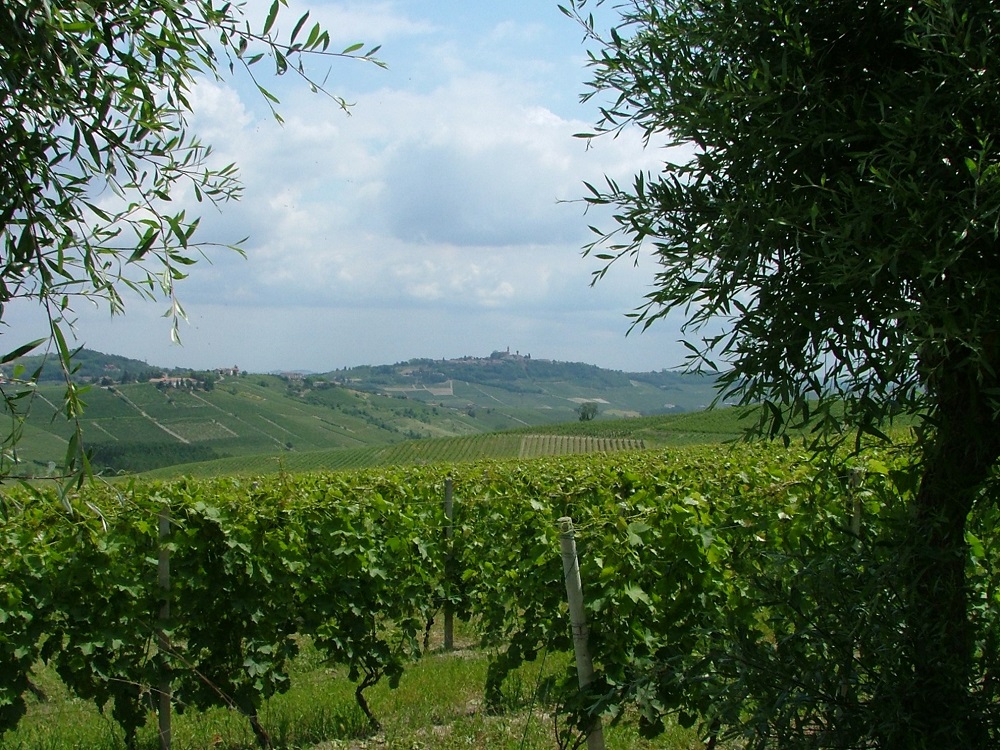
[571,0,1000,439]
[568,0,1000,746]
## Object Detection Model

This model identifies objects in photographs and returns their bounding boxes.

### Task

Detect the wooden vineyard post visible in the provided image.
[157,509,172,750]
[443,477,455,651]
[558,517,606,750]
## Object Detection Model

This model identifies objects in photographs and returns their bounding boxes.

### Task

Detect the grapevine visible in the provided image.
[0,441,996,747]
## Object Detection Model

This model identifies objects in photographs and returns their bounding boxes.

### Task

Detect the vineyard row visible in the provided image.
[1,443,997,749]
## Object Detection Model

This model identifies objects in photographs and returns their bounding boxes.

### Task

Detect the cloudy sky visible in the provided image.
[13,0,700,374]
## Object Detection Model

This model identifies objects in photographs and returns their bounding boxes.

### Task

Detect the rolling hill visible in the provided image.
[3,350,723,477]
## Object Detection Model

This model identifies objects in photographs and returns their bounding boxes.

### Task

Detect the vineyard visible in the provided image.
[137,432,648,480]
[9,359,718,478]
[2,442,998,749]
[516,434,644,458]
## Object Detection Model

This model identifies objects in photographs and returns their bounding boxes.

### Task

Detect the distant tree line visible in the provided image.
[3,349,162,384]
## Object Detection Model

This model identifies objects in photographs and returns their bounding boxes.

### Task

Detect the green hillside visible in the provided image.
[132,404,921,482]
[10,376,423,475]
[3,350,723,478]
[326,352,719,416]
[135,407,762,480]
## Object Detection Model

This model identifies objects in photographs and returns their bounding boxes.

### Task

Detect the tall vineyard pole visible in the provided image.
[157,508,172,750]
[444,477,455,650]
[558,517,606,750]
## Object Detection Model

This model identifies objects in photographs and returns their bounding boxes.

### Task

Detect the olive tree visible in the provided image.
[0,0,381,481]
[566,0,1000,746]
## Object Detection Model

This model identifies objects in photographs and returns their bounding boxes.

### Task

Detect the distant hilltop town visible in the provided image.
[147,366,241,391]
[489,347,531,360]
[149,365,240,384]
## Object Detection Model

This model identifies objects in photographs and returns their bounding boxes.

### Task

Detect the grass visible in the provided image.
[4,624,703,750]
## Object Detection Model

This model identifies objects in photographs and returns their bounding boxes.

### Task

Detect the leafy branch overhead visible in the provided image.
[0,0,382,482]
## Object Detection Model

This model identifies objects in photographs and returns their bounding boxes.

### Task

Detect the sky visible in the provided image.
[10,0,700,375]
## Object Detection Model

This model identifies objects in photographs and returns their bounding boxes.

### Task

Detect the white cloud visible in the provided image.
[32,1,702,374]
[171,59,667,318]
